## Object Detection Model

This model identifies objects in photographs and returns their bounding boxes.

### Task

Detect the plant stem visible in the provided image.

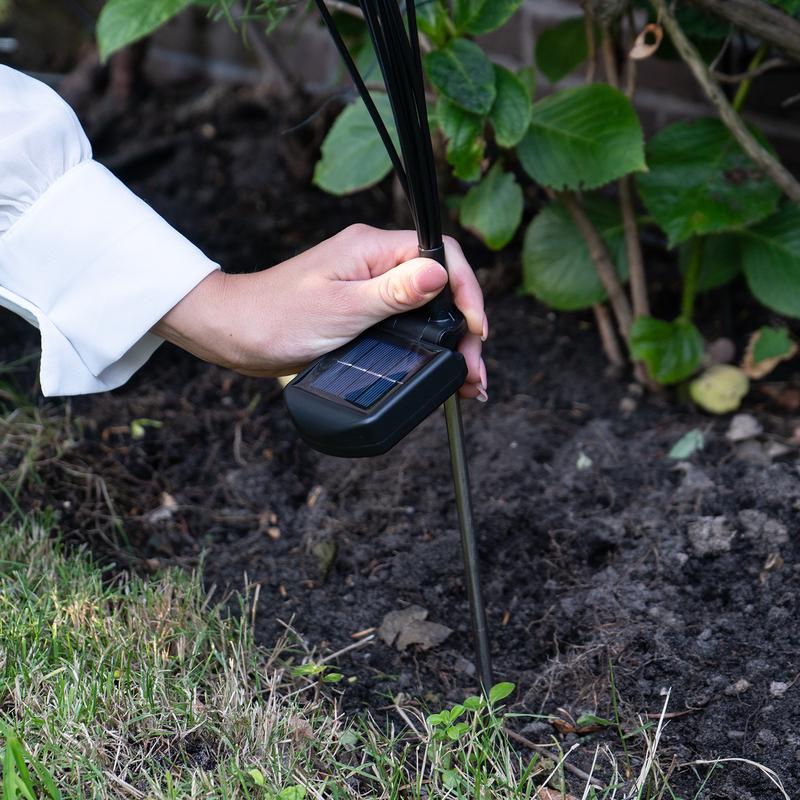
[681,236,704,322]
[653,0,800,204]
[593,303,625,368]
[687,0,800,64]
[601,26,650,320]
[559,191,634,340]
[732,43,767,112]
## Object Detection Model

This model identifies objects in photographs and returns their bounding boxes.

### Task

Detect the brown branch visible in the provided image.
[687,0,800,64]
[593,303,625,367]
[654,0,800,205]
[711,57,788,83]
[601,27,649,320]
[619,177,649,318]
[559,191,634,339]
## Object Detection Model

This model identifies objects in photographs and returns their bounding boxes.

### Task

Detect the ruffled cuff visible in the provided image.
[0,160,219,396]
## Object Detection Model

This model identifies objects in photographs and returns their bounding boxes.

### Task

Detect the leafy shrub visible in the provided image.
[96,0,800,401]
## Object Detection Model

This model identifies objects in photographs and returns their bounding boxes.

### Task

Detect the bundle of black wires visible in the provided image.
[314,0,453,316]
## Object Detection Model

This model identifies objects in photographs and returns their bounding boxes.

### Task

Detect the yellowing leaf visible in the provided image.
[742,326,797,379]
[690,365,750,414]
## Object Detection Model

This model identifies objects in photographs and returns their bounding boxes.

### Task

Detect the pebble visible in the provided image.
[725,678,751,696]
[687,516,736,556]
[770,680,790,698]
[726,413,763,442]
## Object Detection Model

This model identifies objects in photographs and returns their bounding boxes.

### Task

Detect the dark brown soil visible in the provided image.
[3,81,800,798]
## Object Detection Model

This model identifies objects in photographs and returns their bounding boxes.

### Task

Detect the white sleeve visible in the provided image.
[0,65,220,396]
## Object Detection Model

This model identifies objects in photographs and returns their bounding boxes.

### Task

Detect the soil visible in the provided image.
[4,80,800,798]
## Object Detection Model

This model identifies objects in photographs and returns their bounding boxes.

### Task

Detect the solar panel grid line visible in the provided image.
[310,336,428,409]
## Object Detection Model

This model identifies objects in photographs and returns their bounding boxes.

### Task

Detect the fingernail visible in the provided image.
[476,387,488,403]
[413,263,447,295]
[481,315,489,342]
[479,359,488,392]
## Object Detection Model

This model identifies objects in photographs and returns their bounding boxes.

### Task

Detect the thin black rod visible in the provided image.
[313,0,410,200]
[444,395,493,693]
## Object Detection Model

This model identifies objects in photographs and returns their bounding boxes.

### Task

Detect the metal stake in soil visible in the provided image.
[444,395,493,692]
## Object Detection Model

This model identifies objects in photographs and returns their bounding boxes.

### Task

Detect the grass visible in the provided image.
[0,392,792,799]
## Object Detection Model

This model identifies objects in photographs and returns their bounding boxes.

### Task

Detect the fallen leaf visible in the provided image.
[668,428,705,460]
[689,365,749,414]
[395,620,452,652]
[379,606,452,652]
[629,23,663,59]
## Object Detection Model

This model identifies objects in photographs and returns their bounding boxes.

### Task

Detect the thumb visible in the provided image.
[352,258,448,322]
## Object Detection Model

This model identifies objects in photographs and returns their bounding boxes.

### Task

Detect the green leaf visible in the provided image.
[668,428,705,460]
[753,326,794,363]
[414,0,452,45]
[313,94,398,196]
[636,118,781,247]
[488,64,532,148]
[535,17,590,83]
[463,695,484,711]
[248,769,266,787]
[277,787,307,800]
[488,681,515,704]
[516,65,537,98]
[424,38,497,114]
[453,0,523,34]
[446,722,470,740]
[575,713,613,728]
[323,672,344,683]
[459,164,523,249]
[679,234,742,292]
[96,0,195,61]
[522,198,629,310]
[741,204,800,318]
[517,84,645,191]
[436,96,485,181]
[630,317,704,384]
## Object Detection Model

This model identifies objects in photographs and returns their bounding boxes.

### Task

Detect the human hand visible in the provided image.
[154,224,488,400]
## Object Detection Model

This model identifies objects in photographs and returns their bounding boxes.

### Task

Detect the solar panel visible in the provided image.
[310,335,429,409]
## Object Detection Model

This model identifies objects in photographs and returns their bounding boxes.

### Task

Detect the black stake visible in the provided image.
[444,395,493,692]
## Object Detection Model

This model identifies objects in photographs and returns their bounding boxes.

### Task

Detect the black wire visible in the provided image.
[313,0,410,200]
[316,0,444,253]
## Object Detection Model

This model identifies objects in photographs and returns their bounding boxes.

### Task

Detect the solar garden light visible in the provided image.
[285,0,493,692]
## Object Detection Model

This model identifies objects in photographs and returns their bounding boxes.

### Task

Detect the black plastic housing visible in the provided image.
[284,325,466,458]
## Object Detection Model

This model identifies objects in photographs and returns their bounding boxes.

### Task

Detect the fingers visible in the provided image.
[340,227,486,339]
[458,333,487,402]
[443,236,485,339]
[348,257,449,322]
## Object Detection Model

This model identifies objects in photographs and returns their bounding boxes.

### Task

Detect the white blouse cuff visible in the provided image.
[0,159,219,396]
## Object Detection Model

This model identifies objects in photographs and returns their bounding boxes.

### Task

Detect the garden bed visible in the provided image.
[5,81,800,796]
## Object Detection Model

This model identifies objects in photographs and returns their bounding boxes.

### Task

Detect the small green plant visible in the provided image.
[290,660,345,683]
